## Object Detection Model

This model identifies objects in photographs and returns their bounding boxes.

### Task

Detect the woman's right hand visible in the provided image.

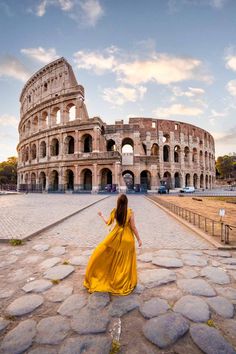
[138,239,142,247]
[98,211,102,217]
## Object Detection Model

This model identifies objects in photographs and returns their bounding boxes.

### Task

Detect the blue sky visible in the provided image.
[0,0,236,161]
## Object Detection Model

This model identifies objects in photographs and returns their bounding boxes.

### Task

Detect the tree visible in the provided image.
[0,156,17,185]
[216,155,235,179]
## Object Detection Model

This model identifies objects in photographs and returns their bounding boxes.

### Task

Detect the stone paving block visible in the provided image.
[0,317,10,332]
[49,246,66,256]
[173,295,210,322]
[137,253,153,262]
[0,319,36,354]
[22,279,53,293]
[32,244,50,252]
[109,294,140,317]
[44,265,74,280]
[190,323,236,354]
[68,256,88,266]
[139,269,176,288]
[45,284,73,302]
[71,307,110,334]
[181,254,208,267]
[206,296,234,318]
[35,316,70,345]
[139,297,169,318]
[88,292,110,309]
[154,250,179,258]
[177,279,216,296]
[58,335,112,354]
[201,266,230,284]
[143,312,189,348]
[215,287,236,303]
[28,347,58,354]
[6,294,44,316]
[57,294,87,316]
[152,256,183,268]
[0,288,15,299]
[39,257,61,270]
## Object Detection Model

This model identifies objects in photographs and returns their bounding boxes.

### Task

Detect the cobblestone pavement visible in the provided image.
[0,194,106,240]
[0,195,236,353]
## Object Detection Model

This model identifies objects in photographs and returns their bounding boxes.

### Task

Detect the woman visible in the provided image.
[84,194,142,296]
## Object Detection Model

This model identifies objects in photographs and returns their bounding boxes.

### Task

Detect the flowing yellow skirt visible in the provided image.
[84,223,137,295]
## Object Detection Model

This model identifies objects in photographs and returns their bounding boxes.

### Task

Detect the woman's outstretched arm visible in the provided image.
[130,213,142,247]
[98,211,109,224]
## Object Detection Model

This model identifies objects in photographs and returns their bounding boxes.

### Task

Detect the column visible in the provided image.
[92,163,98,193]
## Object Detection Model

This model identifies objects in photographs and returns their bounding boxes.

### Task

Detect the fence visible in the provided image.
[148,196,236,245]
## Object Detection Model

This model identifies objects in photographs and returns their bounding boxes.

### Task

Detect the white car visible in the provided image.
[180,186,195,193]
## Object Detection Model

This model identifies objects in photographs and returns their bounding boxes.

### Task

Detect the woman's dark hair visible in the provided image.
[115,194,128,226]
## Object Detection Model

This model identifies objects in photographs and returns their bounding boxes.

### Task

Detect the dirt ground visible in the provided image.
[150,196,236,246]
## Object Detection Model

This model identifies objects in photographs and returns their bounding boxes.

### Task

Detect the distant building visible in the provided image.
[17,58,215,192]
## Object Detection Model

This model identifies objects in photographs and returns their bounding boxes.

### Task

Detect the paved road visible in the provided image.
[41,195,213,249]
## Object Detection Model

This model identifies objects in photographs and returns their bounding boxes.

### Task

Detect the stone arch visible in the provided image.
[184,147,190,164]
[25,146,29,162]
[140,170,151,190]
[81,168,92,191]
[174,172,181,188]
[122,170,134,191]
[50,138,59,156]
[49,170,59,191]
[64,135,74,154]
[200,174,204,188]
[66,103,76,121]
[162,133,170,143]
[31,143,37,160]
[192,148,198,164]
[193,173,198,189]
[205,175,209,189]
[205,151,208,169]
[174,145,180,163]
[31,172,36,191]
[51,107,61,125]
[151,143,159,156]
[65,169,74,190]
[32,116,38,132]
[107,139,116,151]
[25,173,29,184]
[209,175,212,189]
[199,150,203,166]
[39,171,46,190]
[163,171,172,188]
[26,120,31,135]
[163,145,170,162]
[41,111,48,129]
[82,134,93,153]
[122,137,134,153]
[185,173,190,187]
[100,168,113,191]
[39,141,46,158]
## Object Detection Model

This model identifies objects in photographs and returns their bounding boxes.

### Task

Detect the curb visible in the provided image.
[145,196,233,249]
[0,195,110,243]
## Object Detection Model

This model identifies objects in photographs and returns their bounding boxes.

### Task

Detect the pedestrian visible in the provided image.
[84,194,142,295]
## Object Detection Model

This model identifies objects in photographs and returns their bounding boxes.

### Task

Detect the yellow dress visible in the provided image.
[83,208,137,295]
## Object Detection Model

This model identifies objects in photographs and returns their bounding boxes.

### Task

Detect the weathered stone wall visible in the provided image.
[17,58,215,192]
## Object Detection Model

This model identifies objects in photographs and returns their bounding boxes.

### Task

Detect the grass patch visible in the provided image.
[110,340,121,354]
[51,279,60,285]
[62,260,70,265]
[9,239,23,246]
[207,319,216,327]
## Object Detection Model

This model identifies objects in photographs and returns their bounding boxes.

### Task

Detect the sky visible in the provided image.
[0,0,236,162]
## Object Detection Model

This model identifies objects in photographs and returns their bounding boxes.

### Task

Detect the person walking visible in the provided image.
[84,194,142,295]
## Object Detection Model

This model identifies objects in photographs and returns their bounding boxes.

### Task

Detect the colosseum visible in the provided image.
[17,57,215,193]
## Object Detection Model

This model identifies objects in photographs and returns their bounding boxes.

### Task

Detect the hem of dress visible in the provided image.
[83,282,136,296]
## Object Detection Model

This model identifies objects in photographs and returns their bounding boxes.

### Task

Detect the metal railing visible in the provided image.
[148,196,236,245]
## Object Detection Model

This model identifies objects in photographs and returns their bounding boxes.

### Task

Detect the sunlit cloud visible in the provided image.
[153,103,204,117]
[102,86,147,106]
[21,47,59,64]
[0,114,18,128]
[79,0,104,26]
[0,56,31,82]
[226,80,236,96]
[172,86,205,98]
[73,48,212,85]
[225,47,236,71]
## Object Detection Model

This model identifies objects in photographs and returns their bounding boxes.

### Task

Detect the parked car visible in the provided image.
[158,185,167,194]
[180,186,195,193]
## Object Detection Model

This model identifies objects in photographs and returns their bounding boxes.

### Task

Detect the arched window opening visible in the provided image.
[40,141,46,158]
[122,138,134,153]
[151,143,159,156]
[185,173,190,187]
[184,147,190,164]
[65,136,74,154]
[163,171,172,189]
[192,148,198,164]
[107,139,116,152]
[41,111,48,129]
[200,174,204,188]
[32,116,38,132]
[122,171,134,191]
[39,171,46,191]
[83,169,92,190]
[174,146,180,163]
[31,173,36,191]
[31,144,37,160]
[49,170,59,191]
[44,82,48,92]
[140,170,151,191]
[142,143,147,155]
[50,138,59,156]
[163,145,169,162]
[27,120,31,135]
[65,169,74,190]
[205,151,208,168]
[205,175,209,189]
[162,134,170,143]
[69,105,76,121]
[100,168,112,191]
[25,147,29,162]
[174,172,181,188]
[193,174,198,189]
[83,134,92,152]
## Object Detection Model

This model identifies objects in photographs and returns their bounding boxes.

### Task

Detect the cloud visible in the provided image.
[74,48,212,85]
[0,114,18,128]
[172,86,205,98]
[79,0,104,26]
[21,47,59,64]
[167,0,228,12]
[225,47,236,71]
[102,86,147,106]
[0,56,31,82]
[33,0,104,26]
[153,103,204,117]
[214,127,236,145]
[74,48,117,74]
[209,0,228,9]
[226,80,236,96]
